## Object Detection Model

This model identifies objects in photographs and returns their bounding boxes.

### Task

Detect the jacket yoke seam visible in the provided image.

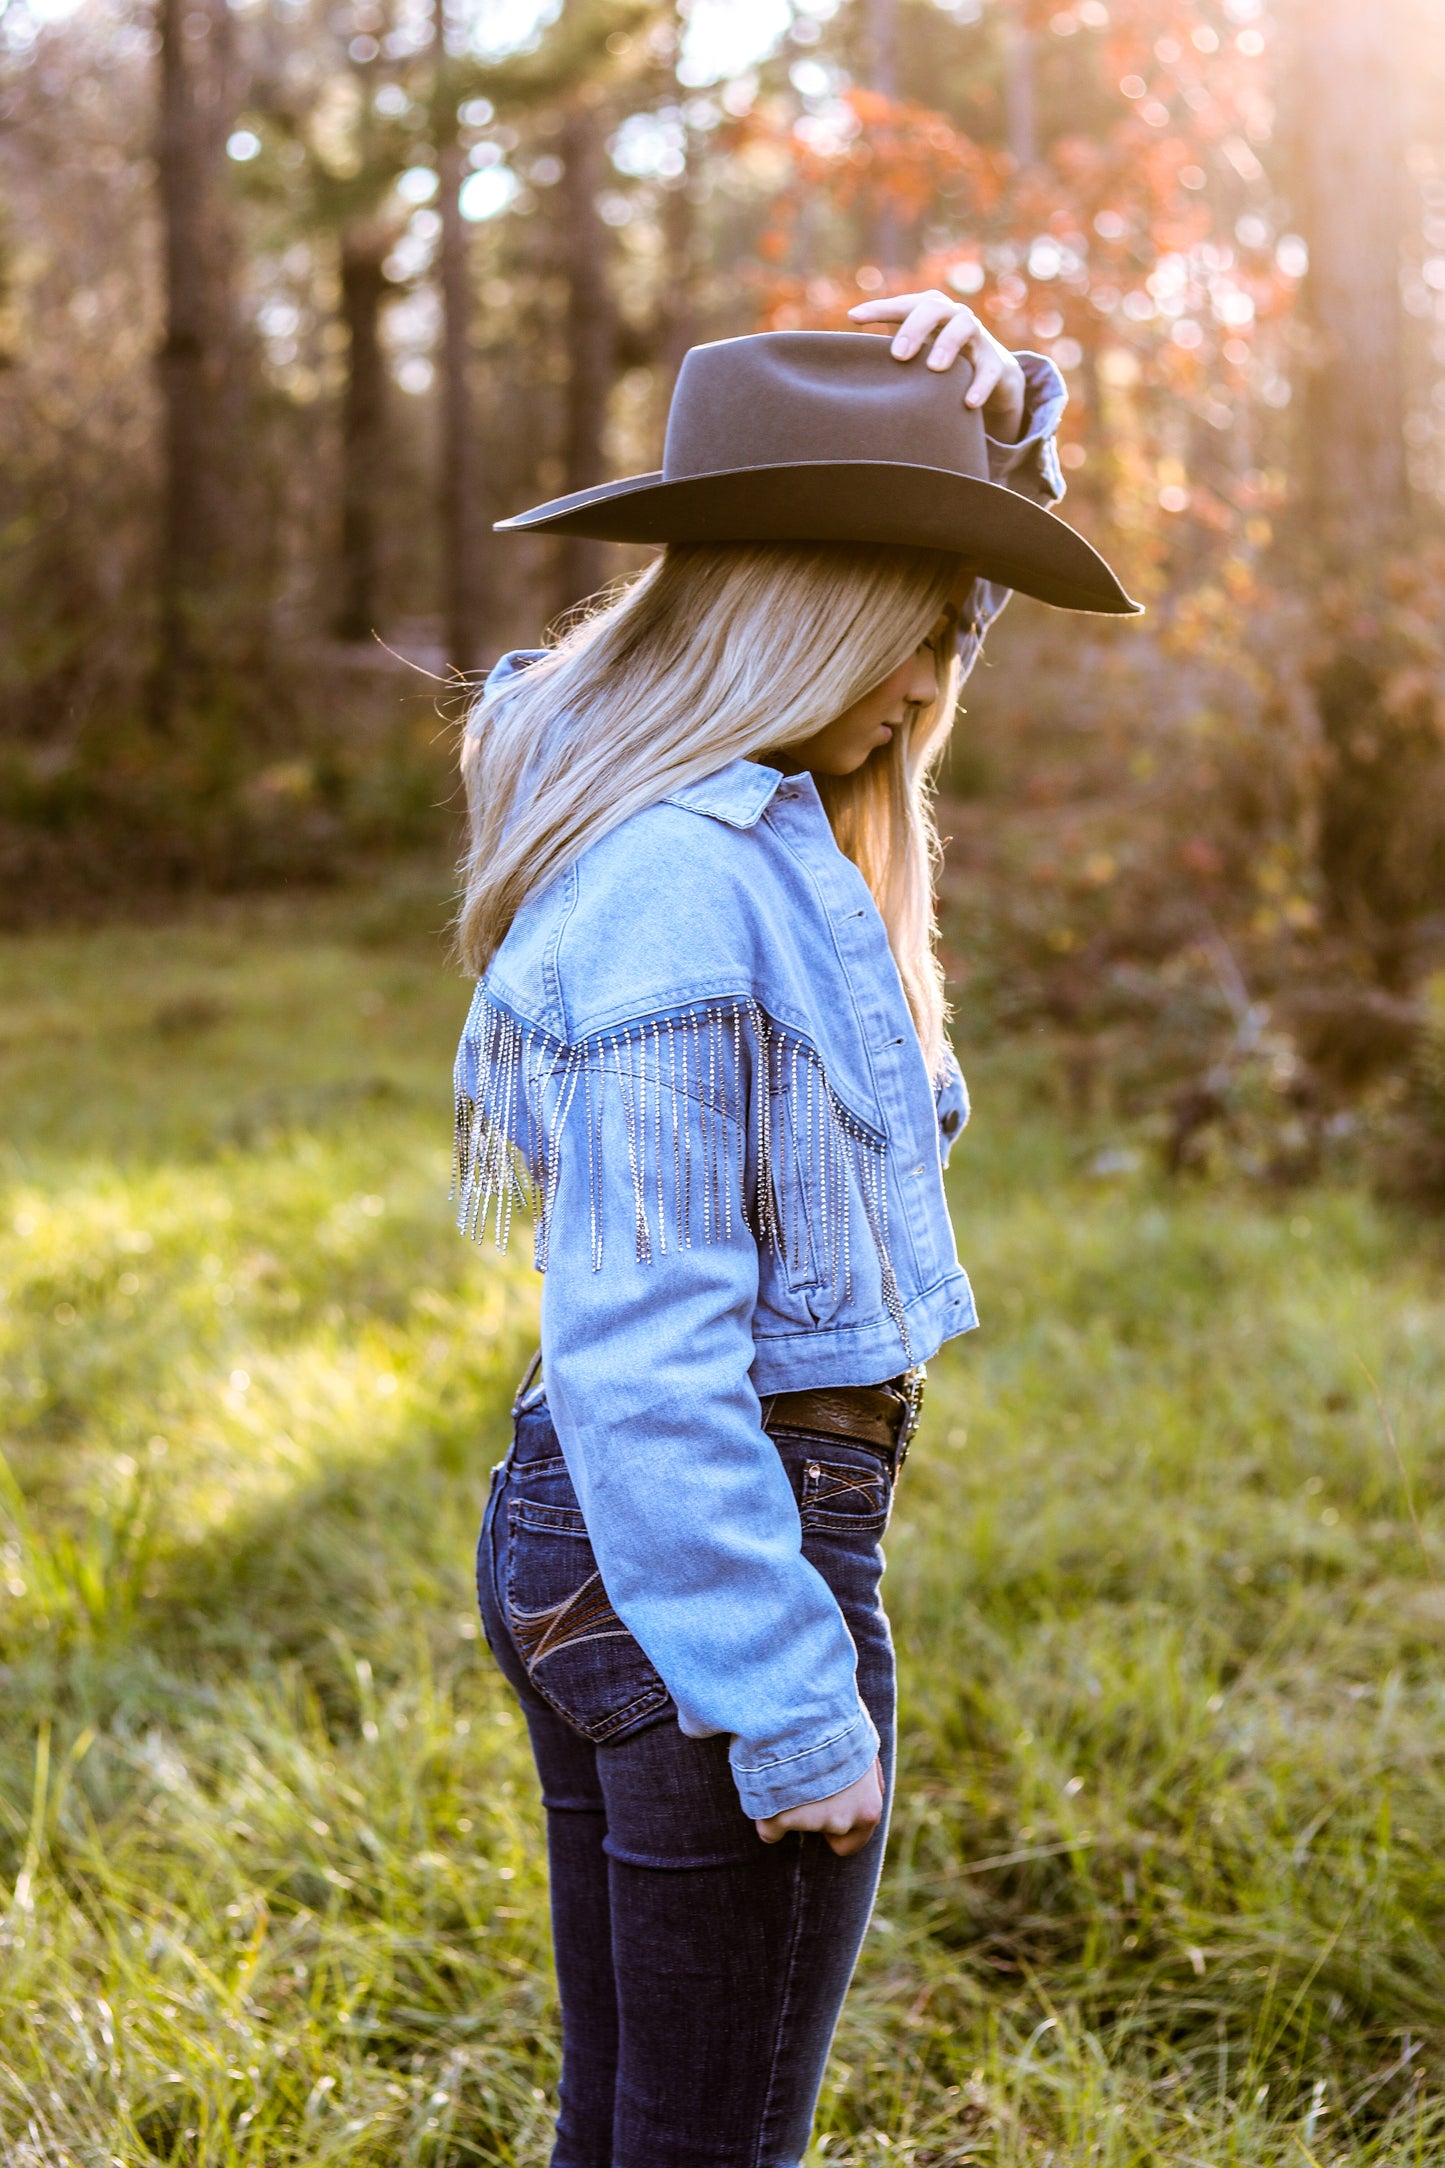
[492,982,887,1145]
[543,864,579,1037]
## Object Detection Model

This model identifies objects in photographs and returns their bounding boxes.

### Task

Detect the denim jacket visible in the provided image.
[455,354,1065,1818]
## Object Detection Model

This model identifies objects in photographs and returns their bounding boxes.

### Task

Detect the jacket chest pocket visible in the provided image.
[765,1083,828,1293]
[504,1497,671,1744]
[760,1077,891,1327]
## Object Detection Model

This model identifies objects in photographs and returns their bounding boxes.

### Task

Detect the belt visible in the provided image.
[513,1350,925,1461]
[760,1370,926,1463]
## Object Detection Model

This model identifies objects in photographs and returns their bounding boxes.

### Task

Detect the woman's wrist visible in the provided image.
[983,356,1027,445]
[754,1758,885,1858]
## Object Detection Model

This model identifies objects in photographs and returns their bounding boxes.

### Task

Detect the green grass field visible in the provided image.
[3,872,1444,2166]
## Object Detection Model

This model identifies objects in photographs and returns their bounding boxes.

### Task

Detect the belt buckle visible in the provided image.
[896,1367,925,1462]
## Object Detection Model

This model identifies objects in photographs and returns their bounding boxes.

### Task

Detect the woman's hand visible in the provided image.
[754,1758,885,1858]
[849,288,1027,445]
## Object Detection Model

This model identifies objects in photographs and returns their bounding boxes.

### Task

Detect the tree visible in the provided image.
[1294,0,1409,548]
[1002,9,1036,171]
[153,0,243,728]
[861,0,902,269]
[433,0,487,675]
[426,0,652,651]
[336,217,393,643]
[555,81,617,615]
[230,21,415,649]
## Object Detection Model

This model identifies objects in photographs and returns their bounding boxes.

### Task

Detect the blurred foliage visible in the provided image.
[939,546,1445,1204]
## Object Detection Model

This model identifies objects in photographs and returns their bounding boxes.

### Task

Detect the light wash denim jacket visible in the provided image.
[455,354,1065,1818]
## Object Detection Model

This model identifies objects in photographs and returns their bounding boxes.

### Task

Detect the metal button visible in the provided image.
[806,1462,820,1480]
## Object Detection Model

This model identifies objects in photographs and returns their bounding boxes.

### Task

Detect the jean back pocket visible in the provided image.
[504,1495,671,1744]
[775,1438,893,1538]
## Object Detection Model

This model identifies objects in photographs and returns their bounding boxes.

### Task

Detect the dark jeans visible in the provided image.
[475,1378,900,2168]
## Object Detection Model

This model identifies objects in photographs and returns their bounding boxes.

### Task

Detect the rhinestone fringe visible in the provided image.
[451,989,911,1353]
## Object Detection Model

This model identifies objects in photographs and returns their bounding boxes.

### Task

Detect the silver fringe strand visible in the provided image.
[451,989,910,1351]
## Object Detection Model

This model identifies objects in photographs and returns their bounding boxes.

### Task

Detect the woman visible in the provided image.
[456,288,1137,2168]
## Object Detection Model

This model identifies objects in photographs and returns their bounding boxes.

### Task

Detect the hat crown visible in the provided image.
[662,331,991,483]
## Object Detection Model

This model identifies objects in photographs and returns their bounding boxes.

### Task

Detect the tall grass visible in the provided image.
[2,876,1443,2163]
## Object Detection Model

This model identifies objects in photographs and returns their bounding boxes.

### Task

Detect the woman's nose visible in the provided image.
[907,649,938,704]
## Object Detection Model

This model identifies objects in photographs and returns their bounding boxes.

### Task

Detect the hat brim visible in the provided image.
[495,460,1143,617]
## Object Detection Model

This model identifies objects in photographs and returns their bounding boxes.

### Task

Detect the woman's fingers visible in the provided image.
[890,294,962,360]
[848,291,931,328]
[822,1761,884,1851]
[959,335,1004,406]
[923,306,1007,402]
[849,289,958,360]
[849,289,997,393]
[919,304,975,370]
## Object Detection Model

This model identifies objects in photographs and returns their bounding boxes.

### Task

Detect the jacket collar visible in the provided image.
[664,757,789,830]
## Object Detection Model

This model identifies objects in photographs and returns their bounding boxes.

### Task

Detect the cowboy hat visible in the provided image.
[495,330,1141,617]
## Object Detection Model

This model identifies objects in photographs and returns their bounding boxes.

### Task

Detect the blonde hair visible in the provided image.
[457,541,964,1075]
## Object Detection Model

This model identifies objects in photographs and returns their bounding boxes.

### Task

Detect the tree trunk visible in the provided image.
[1291,0,1424,979]
[555,90,615,618]
[1003,12,1036,170]
[153,0,237,729]
[863,0,897,98]
[433,0,486,675]
[1296,0,1408,547]
[1071,338,1106,510]
[862,0,901,272]
[660,3,696,396]
[660,164,696,393]
[335,229,391,643]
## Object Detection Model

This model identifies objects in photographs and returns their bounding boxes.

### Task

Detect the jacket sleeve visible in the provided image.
[957,349,1068,683]
[538,1039,881,1822]
[935,1041,970,1168]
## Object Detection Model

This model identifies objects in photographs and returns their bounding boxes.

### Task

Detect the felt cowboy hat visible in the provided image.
[496,329,1141,617]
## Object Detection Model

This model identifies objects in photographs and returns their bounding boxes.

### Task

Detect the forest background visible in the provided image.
[4,0,1445,1186]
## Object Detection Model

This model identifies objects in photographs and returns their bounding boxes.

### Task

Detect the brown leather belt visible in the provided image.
[513,1351,925,1462]
[759,1371,926,1463]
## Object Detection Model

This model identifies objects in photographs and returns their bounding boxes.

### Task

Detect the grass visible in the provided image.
[2,869,1444,2165]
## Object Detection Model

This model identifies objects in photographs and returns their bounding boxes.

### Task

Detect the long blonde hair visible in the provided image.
[457,541,964,1075]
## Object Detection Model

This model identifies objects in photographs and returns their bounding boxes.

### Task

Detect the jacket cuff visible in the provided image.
[730,1705,881,1821]
[935,1047,970,1167]
[984,350,1067,506]
[953,351,1068,673]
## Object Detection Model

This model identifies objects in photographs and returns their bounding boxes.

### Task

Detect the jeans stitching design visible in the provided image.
[807,1469,884,1507]
[800,1458,891,1537]
[509,1570,636,1670]
[502,1499,671,1743]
